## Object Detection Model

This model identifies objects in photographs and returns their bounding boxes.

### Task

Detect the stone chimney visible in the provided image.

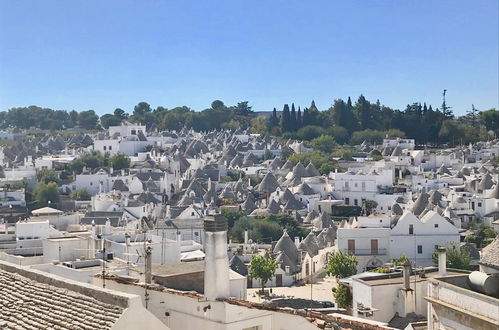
[203,214,230,301]
[403,261,411,290]
[145,246,152,284]
[398,261,415,317]
[437,246,447,276]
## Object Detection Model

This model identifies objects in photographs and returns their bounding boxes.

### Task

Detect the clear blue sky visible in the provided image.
[0,1,497,115]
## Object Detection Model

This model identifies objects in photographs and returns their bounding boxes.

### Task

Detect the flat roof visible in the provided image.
[356,270,466,286]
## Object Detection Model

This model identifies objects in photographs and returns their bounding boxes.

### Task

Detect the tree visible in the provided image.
[100,114,121,129]
[441,89,453,119]
[114,108,129,120]
[433,242,472,270]
[221,208,247,231]
[262,214,309,240]
[362,200,378,216]
[280,104,291,132]
[290,103,297,131]
[231,217,252,242]
[479,109,499,137]
[234,101,253,116]
[326,251,357,278]
[211,100,225,110]
[37,169,59,184]
[391,254,410,267]
[251,219,283,243]
[77,110,99,130]
[464,227,496,248]
[34,182,60,207]
[466,104,479,128]
[250,116,268,135]
[310,135,337,153]
[318,162,337,175]
[269,107,279,128]
[248,254,280,292]
[108,153,130,171]
[296,125,325,140]
[70,189,91,201]
[333,284,352,309]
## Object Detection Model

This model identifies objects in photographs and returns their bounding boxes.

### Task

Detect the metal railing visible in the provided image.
[343,248,387,256]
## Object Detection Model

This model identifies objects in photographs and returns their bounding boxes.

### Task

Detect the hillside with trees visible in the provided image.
[1,95,497,146]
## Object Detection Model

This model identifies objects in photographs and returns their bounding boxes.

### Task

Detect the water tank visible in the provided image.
[469,271,499,296]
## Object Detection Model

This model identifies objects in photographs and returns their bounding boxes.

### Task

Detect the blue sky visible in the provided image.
[0,1,497,115]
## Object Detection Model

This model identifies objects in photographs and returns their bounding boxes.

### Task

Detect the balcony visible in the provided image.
[343,248,387,256]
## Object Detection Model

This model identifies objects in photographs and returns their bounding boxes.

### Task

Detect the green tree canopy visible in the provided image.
[108,153,131,171]
[362,200,378,216]
[248,254,280,291]
[433,242,472,270]
[310,135,337,153]
[37,169,59,184]
[326,251,358,278]
[100,114,121,129]
[77,110,99,130]
[70,189,91,201]
[334,284,352,309]
[34,182,60,207]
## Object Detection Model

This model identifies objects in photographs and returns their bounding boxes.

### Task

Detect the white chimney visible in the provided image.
[104,218,111,236]
[437,246,447,276]
[176,231,182,242]
[294,236,300,247]
[244,230,248,245]
[204,214,230,301]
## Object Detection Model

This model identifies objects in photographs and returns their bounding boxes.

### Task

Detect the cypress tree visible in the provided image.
[297,106,302,128]
[290,103,297,131]
[302,107,309,126]
[269,107,279,127]
[280,104,291,132]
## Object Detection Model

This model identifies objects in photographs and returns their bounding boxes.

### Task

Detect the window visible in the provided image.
[191,212,195,216]
[409,224,414,235]
[345,198,350,205]
[195,232,199,236]
[354,199,358,206]
[109,146,112,150]
[90,182,93,186]
[361,182,366,191]
[131,130,136,135]
[354,183,358,188]
[434,224,439,228]
[417,245,422,254]
[103,146,107,151]
[478,202,482,207]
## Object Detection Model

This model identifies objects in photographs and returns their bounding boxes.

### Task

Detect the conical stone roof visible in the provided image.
[412,192,429,216]
[256,172,279,193]
[273,231,298,262]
